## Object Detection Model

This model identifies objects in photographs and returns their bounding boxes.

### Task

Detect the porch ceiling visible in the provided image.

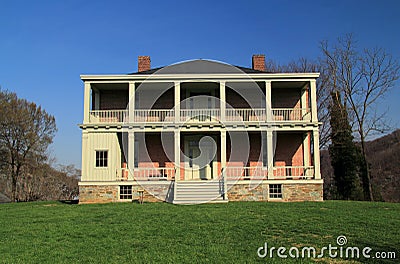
[92,83,128,91]
[272,81,307,89]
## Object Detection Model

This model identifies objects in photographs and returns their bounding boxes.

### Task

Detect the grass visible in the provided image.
[0,201,399,263]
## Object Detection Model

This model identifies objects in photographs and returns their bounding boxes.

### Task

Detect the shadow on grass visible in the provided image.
[58,200,79,205]
[58,199,147,205]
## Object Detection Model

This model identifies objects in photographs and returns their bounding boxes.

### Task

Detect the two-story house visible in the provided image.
[79,55,323,204]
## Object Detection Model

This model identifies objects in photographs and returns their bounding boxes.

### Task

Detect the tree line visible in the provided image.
[0,90,79,202]
[266,34,399,201]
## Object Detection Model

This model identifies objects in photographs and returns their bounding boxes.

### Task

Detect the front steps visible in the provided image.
[173,180,228,204]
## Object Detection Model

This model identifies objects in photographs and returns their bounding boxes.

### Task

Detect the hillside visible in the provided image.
[322,129,400,202]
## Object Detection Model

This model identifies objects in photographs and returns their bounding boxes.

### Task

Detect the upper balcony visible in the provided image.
[83,80,316,126]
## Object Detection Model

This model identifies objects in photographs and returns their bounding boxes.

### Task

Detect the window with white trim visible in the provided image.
[269,184,282,199]
[95,150,108,167]
[120,186,132,200]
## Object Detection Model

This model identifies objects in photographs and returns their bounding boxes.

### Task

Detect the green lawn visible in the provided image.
[0,201,399,263]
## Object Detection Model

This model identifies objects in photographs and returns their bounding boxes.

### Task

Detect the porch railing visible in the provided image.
[225,108,266,122]
[116,166,314,181]
[272,108,311,121]
[88,108,311,123]
[224,166,268,180]
[272,166,314,179]
[117,167,175,181]
[89,110,128,123]
[180,109,220,122]
[224,166,315,180]
[134,167,175,181]
[134,109,174,123]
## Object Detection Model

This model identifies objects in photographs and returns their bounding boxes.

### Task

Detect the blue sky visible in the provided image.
[1,0,399,168]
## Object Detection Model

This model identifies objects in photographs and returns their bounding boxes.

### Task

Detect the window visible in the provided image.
[120,186,132,200]
[95,150,108,167]
[269,184,282,199]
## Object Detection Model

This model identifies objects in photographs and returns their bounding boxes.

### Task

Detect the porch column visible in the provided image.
[266,130,274,179]
[303,132,310,167]
[128,131,135,176]
[220,130,227,199]
[220,81,226,123]
[93,88,100,110]
[265,81,272,122]
[129,81,135,123]
[174,81,180,123]
[174,130,181,181]
[301,84,308,121]
[83,82,91,123]
[310,80,318,122]
[81,130,89,180]
[312,129,321,179]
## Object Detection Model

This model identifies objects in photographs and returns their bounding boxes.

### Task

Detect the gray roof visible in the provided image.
[129,59,270,75]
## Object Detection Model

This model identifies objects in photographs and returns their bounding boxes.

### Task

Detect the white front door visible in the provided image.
[185,135,216,180]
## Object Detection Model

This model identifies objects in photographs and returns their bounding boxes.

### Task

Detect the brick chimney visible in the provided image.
[138,56,151,72]
[252,54,265,72]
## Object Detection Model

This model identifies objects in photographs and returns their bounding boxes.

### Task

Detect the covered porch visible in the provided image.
[115,130,320,182]
[85,80,314,125]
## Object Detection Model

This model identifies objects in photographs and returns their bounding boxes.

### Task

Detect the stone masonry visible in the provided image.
[79,185,119,204]
[79,182,323,203]
[79,183,173,204]
[227,182,323,202]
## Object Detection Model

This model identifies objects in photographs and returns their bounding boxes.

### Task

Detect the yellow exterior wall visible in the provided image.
[82,132,121,181]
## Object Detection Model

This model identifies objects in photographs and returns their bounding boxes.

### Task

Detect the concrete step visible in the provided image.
[173,197,227,205]
[175,183,221,187]
[174,180,228,204]
[176,194,223,200]
[175,191,224,196]
[176,188,221,193]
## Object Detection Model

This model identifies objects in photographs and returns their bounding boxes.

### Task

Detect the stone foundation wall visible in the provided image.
[227,182,323,202]
[283,183,323,202]
[227,184,268,201]
[79,183,174,204]
[79,182,323,204]
[131,183,174,203]
[79,185,119,204]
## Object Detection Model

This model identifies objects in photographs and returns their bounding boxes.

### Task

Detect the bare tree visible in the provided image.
[321,34,400,201]
[0,90,57,201]
[57,164,81,180]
